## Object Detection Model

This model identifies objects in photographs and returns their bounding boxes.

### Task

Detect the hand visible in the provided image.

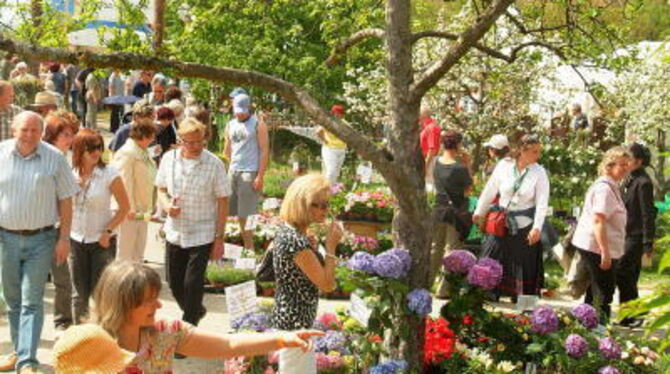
[599,251,612,270]
[54,238,70,265]
[99,232,111,248]
[325,221,344,251]
[527,228,541,245]
[127,211,136,220]
[281,330,325,352]
[168,205,182,218]
[210,239,224,260]
[253,175,264,192]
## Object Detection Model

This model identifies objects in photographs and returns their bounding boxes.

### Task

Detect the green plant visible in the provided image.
[10,76,42,108]
[262,163,294,198]
[205,265,255,286]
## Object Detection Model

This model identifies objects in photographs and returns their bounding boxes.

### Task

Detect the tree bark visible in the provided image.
[153,0,165,54]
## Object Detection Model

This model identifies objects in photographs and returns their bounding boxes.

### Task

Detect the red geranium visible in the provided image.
[424,317,456,365]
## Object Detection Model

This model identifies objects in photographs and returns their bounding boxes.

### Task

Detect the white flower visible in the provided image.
[496,361,516,372]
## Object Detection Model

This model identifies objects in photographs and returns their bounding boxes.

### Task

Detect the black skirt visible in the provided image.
[481,225,544,296]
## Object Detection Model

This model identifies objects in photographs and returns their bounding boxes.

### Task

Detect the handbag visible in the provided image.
[255,242,275,282]
[435,193,473,242]
[483,168,528,237]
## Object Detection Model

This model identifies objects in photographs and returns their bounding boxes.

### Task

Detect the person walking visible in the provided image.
[571,146,631,322]
[0,111,78,373]
[43,110,80,333]
[84,69,101,128]
[155,118,230,328]
[316,105,347,184]
[271,174,344,373]
[108,69,125,133]
[618,143,656,327]
[473,134,550,301]
[69,129,130,323]
[0,80,21,142]
[111,121,158,262]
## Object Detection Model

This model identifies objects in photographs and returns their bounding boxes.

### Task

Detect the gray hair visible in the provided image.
[12,111,44,130]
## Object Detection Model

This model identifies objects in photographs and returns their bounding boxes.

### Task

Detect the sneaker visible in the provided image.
[18,366,41,374]
[0,353,17,372]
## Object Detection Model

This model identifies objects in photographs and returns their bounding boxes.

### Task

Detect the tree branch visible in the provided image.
[411,30,515,62]
[325,28,385,67]
[0,33,391,172]
[410,0,515,100]
[504,11,570,35]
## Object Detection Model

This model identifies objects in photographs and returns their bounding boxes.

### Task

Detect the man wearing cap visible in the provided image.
[223,92,269,251]
[0,80,21,142]
[0,111,78,373]
[316,105,348,184]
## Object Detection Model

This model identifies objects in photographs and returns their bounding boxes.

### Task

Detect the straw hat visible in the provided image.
[32,91,58,107]
[53,324,135,374]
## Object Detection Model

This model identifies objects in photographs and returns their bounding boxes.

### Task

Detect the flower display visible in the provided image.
[315,352,345,370]
[406,288,432,317]
[231,312,270,332]
[372,248,411,279]
[466,258,503,290]
[424,317,456,365]
[347,251,376,273]
[314,312,342,331]
[599,337,622,360]
[571,304,599,329]
[598,366,621,374]
[442,250,477,274]
[530,306,559,335]
[564,334,589,358]
[370,360,407,374]
[314,331,347,354]
[336,189,396,222]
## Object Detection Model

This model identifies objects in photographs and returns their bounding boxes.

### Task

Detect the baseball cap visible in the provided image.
[233,94,251,115]
[229,87,248,98]
[483,134,509,150]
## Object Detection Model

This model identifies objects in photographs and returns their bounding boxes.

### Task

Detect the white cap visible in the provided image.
[483,134,509,150]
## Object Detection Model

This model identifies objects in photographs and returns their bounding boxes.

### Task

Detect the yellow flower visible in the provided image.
[634,356,645,365]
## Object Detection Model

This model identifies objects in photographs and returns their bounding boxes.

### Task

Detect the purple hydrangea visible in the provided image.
[466,258,503,290]
[442,250,477,274]
[348,251,376,273]
[231,312,270,332]
[373,249,411,279]
[571,304,599,329]
[313,331,347,354]
[565,334,589,358]
[598,337,622,360]
[530,306,559,335]
[406,288,432,317]
[370,360,408,374]
[598,366,621,374]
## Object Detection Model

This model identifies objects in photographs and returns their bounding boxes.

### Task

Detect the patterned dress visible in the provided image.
[123,319,193,374]
[271,224,319,330]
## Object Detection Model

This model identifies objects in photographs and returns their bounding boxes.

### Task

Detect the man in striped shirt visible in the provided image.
[0,80,22,142]
[0,111,78,373]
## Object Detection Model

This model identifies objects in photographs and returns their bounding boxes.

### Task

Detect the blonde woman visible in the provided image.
[111,121,158,262]
[271,174,343,373]
[571,146,631,322]
[92,261,323,372]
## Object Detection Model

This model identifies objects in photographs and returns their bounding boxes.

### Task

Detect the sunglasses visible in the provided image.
[84,143,104,152]
[311,202,330,210]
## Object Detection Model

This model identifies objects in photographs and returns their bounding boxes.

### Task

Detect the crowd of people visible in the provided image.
[0,59,661,373]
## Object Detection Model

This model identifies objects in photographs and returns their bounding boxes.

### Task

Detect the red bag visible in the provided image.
[484,209,507,237]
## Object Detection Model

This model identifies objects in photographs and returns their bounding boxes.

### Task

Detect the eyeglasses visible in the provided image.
[84,143,103,152]
[178,139,206,146]
[311,202,330,210]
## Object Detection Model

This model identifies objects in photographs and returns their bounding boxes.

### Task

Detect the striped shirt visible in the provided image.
[0,105,22,142]
[155,149,230,247]
[0,139,78,230]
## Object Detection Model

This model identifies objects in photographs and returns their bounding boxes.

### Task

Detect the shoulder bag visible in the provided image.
[483,167,528,237]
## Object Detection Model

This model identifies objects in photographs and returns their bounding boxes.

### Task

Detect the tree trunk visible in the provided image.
[153,0,165,54]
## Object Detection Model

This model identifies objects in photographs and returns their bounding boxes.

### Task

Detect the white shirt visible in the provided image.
[71,166,120,243]
[474,158,550,230]
[155,149,231,248]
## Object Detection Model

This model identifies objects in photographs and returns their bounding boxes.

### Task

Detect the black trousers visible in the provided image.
[165,241,210,325]
[69,238,116,323]
[616,235,644,304]
[579,248,618,322]
[110,105,123,133]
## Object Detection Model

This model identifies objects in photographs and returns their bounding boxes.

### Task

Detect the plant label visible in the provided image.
[225,280,258,328]
[349,293,372,327]
[244,214,259,231]
[235,258,257,270]
[516,295,539,311]
[224,243,244,259]
[356,163,373,184]
[263,198,281,211]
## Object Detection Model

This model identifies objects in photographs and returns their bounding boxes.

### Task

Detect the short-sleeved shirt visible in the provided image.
[227,115,260,172]
[433,160,472,209]
[155,149,231,248]
[123,319,194,374]
[271,224,319,330]
[71,166,121,243]
[420,117,441,157]
[0,140,78,230]
[132,81,152,98]
[50,71,67,95]
[572,177,627,259]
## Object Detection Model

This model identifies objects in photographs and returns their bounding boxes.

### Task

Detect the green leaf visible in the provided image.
[647,310,670,332]
[659,250,670,274]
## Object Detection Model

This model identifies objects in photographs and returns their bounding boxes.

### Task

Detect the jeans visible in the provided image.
[0,229,57,370]
[69,238,116,323]
[165,241,210,325]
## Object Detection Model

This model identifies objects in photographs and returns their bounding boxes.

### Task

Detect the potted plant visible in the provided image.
[206,264,255,288]
[257,281,276,297]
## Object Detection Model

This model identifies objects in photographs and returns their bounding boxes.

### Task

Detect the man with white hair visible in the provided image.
[571,103,589,130]
[0,80,21,142]
[0,111,77,373]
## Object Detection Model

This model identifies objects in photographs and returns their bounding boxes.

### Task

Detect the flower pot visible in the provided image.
[261,288,275,297]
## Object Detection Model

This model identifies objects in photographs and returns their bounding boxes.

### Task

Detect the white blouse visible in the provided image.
[71,166,121,243]
[474,158,550,230]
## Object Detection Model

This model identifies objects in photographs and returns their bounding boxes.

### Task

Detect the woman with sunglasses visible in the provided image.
[270,174,343,373]
[70,129,130,323]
